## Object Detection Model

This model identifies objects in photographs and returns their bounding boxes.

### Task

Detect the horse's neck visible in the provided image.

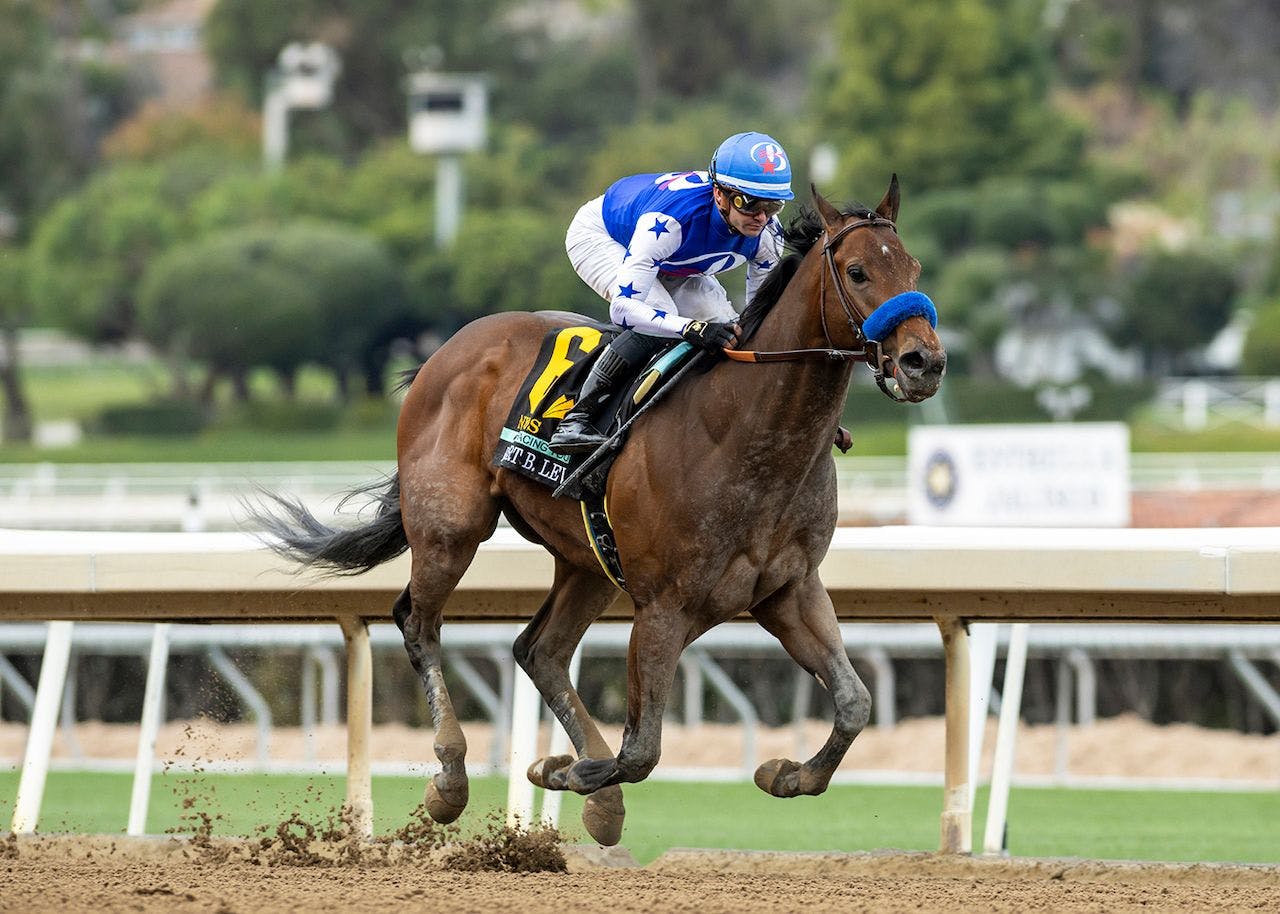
[749,251,833,353]
[712,252,854,464]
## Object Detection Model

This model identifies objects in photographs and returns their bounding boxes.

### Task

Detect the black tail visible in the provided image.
[246,474,408,576]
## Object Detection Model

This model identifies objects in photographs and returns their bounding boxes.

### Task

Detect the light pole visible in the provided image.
[407,70,488,247]
[262,42,341,170]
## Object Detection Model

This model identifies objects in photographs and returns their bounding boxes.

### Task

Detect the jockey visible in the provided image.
[549,131,794,454]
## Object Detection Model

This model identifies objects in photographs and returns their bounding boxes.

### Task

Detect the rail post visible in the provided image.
[338,616,373,838]
[936,615,972,854]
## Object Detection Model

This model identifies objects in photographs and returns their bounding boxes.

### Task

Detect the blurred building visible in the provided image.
[110,0,217,110]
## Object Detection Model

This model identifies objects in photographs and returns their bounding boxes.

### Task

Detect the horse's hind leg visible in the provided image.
[393,497,498,823]
[514,561,626,845]
[749,574,871,797]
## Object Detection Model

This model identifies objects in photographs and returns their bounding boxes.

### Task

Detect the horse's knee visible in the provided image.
[616,747,659,782]
[834,678,872,738]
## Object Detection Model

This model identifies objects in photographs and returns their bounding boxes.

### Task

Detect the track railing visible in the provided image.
[3,525,1279,853]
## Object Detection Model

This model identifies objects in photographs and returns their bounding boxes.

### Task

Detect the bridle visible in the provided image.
[723,214,911,402]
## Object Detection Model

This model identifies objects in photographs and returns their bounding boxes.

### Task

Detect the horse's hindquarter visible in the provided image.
[397,312,595,561]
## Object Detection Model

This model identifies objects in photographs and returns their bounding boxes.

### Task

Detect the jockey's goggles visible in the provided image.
[717,184,786,218]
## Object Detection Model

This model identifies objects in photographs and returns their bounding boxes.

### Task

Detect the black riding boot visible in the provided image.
[549,346,627,454]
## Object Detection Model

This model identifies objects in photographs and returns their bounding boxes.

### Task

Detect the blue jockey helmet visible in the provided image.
[709,132,794,201]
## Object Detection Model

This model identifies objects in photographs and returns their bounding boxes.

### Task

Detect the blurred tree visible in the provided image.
[1115,248,1239,373]
[27,155,243,342]
[817,0,1087,193]
[626,0,820,106]
[138,223,409,401]
[1241,300,1280,376]
[0,248,33,443]
[138,231,316,403]
[101,94,261,165]
[0,0,135,240]
[450,208,600,324]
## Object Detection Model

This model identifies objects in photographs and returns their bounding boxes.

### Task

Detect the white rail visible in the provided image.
[3,454,1280,530]
[3,525,1280,855]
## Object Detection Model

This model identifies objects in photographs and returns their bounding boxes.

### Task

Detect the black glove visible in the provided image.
[681,319,739,353]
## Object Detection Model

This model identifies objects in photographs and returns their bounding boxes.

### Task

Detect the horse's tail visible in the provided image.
[247,474,407,576]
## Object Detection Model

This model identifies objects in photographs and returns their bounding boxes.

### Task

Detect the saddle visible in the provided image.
[493,324,696,497]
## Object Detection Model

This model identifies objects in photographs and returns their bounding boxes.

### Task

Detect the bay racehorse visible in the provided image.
[253,179,946,846]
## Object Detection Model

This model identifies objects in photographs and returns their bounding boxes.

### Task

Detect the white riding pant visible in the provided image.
[564,196,738,327]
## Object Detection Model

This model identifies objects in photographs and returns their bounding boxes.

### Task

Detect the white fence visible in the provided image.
[3,525,1280,855]
[3,454,1280,531]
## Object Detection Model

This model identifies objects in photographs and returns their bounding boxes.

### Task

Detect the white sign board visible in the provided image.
[907,423,1130,527]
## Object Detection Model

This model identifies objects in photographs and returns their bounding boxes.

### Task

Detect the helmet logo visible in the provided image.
[750,142,788,175]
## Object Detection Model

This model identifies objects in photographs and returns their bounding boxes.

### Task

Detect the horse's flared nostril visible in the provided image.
[898,347,946,380]
[898,350,926,375]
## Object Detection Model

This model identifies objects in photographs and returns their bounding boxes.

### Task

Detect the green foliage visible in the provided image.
[1118,248,1240,363]
[934,248,1013,342]
[1242,300,1280,375]
[94,399,206,436]
[137,221,409,383]
[820,0,1087,193]
[27,156,247,341]
[450,208,598,321]
[233,399,345,432]
[0,247,31,326]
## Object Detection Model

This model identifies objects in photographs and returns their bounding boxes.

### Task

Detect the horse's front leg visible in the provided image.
[566,607,691,794]
[749,574,871,797]
[514,562,626,845]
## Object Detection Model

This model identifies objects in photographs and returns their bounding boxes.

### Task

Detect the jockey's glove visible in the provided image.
[681,319,740,353]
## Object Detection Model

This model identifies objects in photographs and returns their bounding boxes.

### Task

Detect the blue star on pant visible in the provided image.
[648,218,670,238]
[618,282,638,298]
[652,309,668,320]
[757,260,773,270]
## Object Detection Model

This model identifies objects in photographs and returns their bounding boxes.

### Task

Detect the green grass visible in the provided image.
[2,771,1277,865]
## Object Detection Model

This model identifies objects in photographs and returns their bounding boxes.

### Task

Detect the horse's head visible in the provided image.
[812,176,946,402]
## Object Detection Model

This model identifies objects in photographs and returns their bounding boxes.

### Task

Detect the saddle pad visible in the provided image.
[493,325,615,489]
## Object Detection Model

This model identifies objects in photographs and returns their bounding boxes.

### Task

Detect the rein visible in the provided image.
[725,214,909,402]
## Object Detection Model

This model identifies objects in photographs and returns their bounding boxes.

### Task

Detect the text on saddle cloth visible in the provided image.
[493,324,614,490]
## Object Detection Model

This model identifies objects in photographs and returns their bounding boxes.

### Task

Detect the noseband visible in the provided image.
[724,214,911,402]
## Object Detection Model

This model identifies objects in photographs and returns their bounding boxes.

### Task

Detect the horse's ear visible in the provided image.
[811,183,842,230]
[875,173,901,223]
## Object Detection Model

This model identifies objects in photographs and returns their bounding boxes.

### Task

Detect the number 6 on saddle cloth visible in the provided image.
[492,324,696,586]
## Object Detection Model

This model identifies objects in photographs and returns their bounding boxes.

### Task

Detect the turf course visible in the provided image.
[2,771,1276,865]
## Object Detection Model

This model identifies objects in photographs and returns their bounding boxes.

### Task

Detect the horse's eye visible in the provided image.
[846,265,867,283]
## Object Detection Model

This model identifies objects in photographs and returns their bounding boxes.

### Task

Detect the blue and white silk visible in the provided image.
[593,171,784,337]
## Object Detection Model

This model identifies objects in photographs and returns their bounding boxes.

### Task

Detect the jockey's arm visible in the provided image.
[608,211,691,338]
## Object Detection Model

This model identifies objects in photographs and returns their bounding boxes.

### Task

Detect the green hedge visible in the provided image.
[94,399,207,436]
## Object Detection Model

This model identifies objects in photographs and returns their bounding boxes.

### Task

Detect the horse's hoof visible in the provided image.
[425,773,469,823]
[566,756,618,795]
[754,758,803,798]
[581,785,625,846]
[527,754,574,790]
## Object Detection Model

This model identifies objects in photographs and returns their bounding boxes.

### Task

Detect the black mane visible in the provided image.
[738,202,876,342]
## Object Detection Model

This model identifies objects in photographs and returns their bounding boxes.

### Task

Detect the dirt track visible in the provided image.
[2,837,1278,913]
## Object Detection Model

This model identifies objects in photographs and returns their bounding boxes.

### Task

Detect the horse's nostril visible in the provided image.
[899,351,926,374]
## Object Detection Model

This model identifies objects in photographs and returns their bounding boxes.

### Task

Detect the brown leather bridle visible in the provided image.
[723,214,909,401]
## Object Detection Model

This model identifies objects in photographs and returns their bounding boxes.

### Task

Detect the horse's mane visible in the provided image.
[738,202,876,342]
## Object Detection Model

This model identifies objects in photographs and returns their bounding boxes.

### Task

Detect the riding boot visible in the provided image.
[550,348,626,454]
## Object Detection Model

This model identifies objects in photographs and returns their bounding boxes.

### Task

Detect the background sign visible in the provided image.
[907,423,1131,526]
